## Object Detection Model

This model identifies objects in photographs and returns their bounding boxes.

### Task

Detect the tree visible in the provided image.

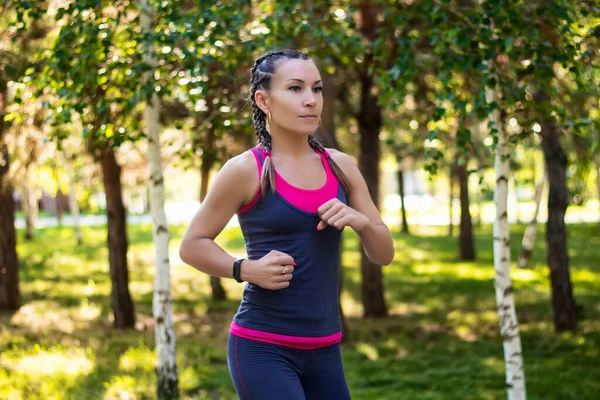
[140,1,178,396]
[38,0,137,328]
[0,1,50,311]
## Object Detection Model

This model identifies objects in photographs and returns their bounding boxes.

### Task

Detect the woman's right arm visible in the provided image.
[178,151,295,289]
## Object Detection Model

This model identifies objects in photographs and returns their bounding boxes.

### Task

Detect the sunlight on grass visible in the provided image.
[482,356,505,373]
[103,376,144,400]
[355,342,379,361]
[512,268,541,282]
[388,302,430,315]
[119,343,156,372]
[11,302,75,333]
[1,346,94,377]
[340,292,363,317]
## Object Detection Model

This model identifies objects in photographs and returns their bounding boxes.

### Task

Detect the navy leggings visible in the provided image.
[227,333,352,400]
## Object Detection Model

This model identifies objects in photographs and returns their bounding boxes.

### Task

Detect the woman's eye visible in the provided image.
[289,86,323,93]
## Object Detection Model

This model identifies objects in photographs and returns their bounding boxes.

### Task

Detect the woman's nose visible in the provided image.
[304,95,316,107]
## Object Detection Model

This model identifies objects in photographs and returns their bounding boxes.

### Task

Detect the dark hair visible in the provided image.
[249,49,351,196]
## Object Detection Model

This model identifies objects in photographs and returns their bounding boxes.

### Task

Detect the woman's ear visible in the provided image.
[255,89,269,114]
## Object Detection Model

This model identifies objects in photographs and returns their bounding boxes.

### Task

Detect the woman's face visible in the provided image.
[256,59,323,136]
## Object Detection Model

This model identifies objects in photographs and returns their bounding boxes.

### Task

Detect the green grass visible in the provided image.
[1,222,599,399]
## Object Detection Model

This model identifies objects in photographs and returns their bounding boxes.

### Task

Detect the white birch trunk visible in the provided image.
[22,166,38,239]
[63,153,83,245]
[486,83,526,399]
[140,1,178,396]
[518,175,545,269]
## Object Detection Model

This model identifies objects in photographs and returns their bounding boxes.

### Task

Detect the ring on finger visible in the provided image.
[282,267,289,274]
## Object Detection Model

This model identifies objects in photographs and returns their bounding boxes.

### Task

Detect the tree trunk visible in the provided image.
[537,93,578,332]
[486,78,526,398]
[22,166,37,240]
[141,2,179,397]
[457,160,475,260]
[0,143,21,312]
[0,84,20,311]
[100,144,135,328]
[449,163,455,237]
[315,73,341,150]
[518,175,544,269]
[357,63,387,318]
[198,111,227,301]
[64,153,83,245]
[397,167,409,234]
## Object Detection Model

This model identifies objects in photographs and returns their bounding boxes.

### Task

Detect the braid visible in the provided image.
[247,49,352,197]
[308,136,352,195]
[249,49,309,195]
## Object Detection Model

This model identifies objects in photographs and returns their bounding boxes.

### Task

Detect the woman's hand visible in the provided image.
[316,198,370,232]
[241,250,296,290]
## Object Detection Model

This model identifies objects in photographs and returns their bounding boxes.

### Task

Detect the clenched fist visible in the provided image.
[241,250,296,290]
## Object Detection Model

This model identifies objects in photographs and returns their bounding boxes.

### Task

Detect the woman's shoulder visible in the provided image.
[324,147,363,193]
[325,148,357,169]
[216,147,260,188]
[224,147,259,171]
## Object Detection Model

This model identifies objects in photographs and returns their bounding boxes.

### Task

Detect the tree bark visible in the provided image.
[0,84,21,312]
[397,167,409,234]
[518,175,544,269]
[198,102,227,301]
[0,144,21,312]
[64,153,83,245]
[486,76,526,398]
[457,160,475,260]
[315,73,341,150]
[537,93,578,332]
[100,144,135,328]
[141,2,179,397]
[357,61,387,318]
[21,169,37,240]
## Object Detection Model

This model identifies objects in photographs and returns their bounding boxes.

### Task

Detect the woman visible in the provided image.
[179,49,394,400]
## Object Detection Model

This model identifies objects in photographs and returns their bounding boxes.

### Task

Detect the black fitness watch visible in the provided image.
[233,258,245,283]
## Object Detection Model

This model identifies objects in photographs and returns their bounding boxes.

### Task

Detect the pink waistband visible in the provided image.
[230,322,342,350]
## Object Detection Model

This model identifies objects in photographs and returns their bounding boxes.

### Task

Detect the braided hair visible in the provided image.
[249,49,351,196]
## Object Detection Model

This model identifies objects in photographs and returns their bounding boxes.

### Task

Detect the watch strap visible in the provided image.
[233,258,245,283]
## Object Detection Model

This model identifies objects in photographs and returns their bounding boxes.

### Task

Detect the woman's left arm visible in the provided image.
[316,150,395,266]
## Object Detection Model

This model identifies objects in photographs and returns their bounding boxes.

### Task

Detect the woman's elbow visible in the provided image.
[378,246,395,266]
[178,238,195,265]
[376,252,395,266]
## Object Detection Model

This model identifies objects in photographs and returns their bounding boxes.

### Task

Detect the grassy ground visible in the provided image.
[1,222,599,399]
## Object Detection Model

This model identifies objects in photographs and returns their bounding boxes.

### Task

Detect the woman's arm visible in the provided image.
[320,149,395,266]
[179,152,256,279]
[179,150,295,290]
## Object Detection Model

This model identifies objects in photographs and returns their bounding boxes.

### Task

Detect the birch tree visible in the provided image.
[139,0,178,396]
[63,151,84,245]
[518,174,544,269]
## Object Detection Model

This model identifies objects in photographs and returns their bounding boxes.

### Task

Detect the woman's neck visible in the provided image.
[269,130,313,160]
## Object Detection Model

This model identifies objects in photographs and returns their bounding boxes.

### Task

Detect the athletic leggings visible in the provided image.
[227,333,352,400]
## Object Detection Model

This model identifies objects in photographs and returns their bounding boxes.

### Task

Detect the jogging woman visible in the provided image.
[179,49,394,399]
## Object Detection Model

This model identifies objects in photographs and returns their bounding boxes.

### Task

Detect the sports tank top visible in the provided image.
[229,145,347,349]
